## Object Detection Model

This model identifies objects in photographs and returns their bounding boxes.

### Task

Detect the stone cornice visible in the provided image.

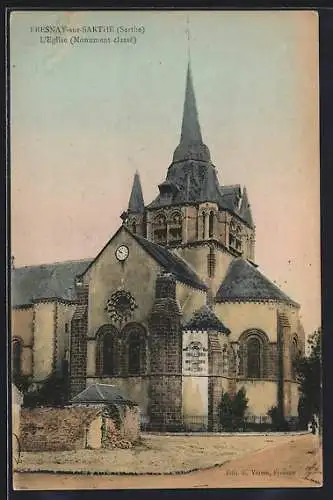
[144,202,255,230]
[167,239,236,257]
[12,304,33,311]
[12,297,78,308]
[216,298,300,309]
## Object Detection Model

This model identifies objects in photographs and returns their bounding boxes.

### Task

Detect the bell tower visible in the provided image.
[121,170,146,237]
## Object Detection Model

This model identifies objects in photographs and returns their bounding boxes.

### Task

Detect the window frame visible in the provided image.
[123,323,147,376]
[95,326,119,377]
[239,329,269,380]
[12,338,22,377]
[246,336,262,379]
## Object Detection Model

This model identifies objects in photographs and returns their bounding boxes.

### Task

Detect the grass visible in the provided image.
[15,434,297,474]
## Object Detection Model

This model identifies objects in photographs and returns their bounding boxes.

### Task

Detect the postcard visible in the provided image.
[10,9,322,490]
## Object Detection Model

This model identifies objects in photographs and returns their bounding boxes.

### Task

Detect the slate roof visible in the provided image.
[215,258,299,307]
[239,187,254,228]
[147,61,217,208]
[70,384,137,406]
[145,62,254,228]
[183,305,230,333]
[128,171,145,214]
[147,166,253,228]
[172,60,211,163]
[132,232,207,291]
[219,185,241,212]
[12,258,92,307]
[200,165,221,203]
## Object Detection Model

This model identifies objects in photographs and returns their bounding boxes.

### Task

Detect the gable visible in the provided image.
[82,225,206,291]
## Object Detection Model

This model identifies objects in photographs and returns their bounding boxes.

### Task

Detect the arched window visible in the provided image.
[124,324,147,375]
[247,337,261,378]
[209,211,214,238]
[128,332,146,375]
[222,345,228,375]
[207,246,216,278]
[103,334,115,375]
[229,347,237,376]
[12,339,22,377]
[291,336,299,380]
[131,220,137,234]
[239,330,268,379]
[153,213,167,244]
[202,212,207,239]
[229,220,242,252]
[96,327,118,376]
[168,211,182,243]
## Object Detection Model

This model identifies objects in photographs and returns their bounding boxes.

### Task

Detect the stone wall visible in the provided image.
[33,301,56,381]
[215,302,278,343]
[148,273,183,428]
[20,407,101,451]
[55,302,76,375]
[119,406,140,441]
[11,307,34,347]
[12,385,23,438]
[83,227,161,337]
[69,286,89,398]
[208,376,225,431]
[267,342,278,379]
[236,380,277,416]
[20,404,140,452]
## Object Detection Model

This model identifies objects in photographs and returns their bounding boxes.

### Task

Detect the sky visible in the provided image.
[10,10,320,336]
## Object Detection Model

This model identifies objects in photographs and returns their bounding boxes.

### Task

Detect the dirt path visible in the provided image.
[13,434,322,490]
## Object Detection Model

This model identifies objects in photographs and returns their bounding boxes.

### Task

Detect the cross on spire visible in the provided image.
[171,16,211,163]
[186,14,191,62]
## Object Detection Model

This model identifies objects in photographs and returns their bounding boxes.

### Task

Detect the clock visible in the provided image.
[115,245,129,262]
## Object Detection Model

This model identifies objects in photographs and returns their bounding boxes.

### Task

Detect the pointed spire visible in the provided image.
[239,187,254,228]
[180,61,203,144]
[128,171,145,214]
[181,15,201,144]
[172,56,211,163]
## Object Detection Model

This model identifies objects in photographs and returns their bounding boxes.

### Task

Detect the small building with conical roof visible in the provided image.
[11,58,305,431]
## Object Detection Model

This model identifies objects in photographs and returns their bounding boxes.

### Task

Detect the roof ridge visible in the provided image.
[131,232,207,290]
[94,384,105,400]
[183,303,230,333]
[169,248,199,273]
[95,383,116,387]
[220,184,241,189]
[14,257,93,270]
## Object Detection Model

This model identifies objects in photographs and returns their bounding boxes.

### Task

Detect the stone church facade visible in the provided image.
[12,62,305,430]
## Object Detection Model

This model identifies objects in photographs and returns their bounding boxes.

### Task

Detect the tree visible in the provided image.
[296,327,322,429]
[23,366,69,408]
[13,373,31,393]
[267,405,289,431]
[219,387,248,431]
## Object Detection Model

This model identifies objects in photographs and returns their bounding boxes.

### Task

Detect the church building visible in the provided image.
[12,61,305,430]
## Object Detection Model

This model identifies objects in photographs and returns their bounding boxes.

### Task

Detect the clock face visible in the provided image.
[115,245,129,262]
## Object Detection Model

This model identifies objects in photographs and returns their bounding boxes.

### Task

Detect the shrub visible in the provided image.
[267,406,290,431]
[219,387,248,431]
[23,372,69,408]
